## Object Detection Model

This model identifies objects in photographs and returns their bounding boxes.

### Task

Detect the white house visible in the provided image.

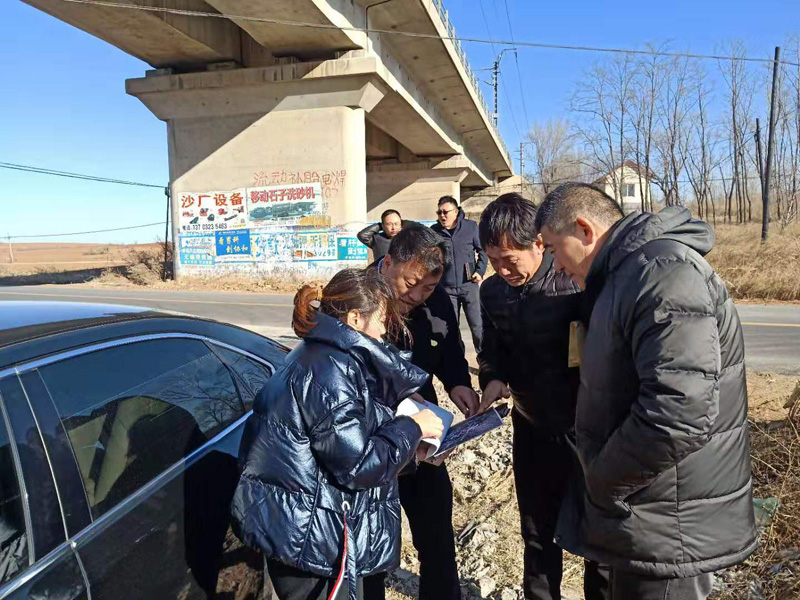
[593,161,654,214]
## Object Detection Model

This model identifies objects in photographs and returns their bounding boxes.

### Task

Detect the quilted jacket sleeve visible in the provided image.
[357,223,381,248]
[477,283,506,390]
[302,375,423,491]
[585,258,720,510]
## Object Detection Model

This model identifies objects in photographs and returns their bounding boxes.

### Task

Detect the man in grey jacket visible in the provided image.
[536,183,757,600]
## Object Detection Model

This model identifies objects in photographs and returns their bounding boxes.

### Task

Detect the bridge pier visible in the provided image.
[367,159,470,221]
[127,64,386,279]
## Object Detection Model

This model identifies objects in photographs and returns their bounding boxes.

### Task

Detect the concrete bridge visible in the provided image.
[23,0,513,277]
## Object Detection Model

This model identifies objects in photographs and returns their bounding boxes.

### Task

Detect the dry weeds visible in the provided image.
[703,223,800,302]
[714,387,800,599]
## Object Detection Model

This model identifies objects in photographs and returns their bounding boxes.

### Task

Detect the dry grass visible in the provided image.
[714,379,800,599]
[709,223,800,302]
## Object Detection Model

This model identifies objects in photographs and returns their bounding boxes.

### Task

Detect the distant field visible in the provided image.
[0,242,162,274]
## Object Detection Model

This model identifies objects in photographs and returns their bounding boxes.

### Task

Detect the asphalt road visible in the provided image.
[1,285,798,375]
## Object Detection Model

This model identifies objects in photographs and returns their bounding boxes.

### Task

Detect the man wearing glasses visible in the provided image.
[431,196,487,352]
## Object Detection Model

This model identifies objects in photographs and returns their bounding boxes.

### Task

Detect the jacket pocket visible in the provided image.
[362,497,402,574]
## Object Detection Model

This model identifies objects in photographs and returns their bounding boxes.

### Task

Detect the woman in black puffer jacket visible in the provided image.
[232,268,443,600]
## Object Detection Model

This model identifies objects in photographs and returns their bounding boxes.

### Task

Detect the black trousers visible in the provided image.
[266,558,385,600]
[446,283,482,352]
[364,462,461,600]
[610,570,713,600]
[512,411,608,600]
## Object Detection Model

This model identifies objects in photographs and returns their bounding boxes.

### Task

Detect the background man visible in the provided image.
[431,196,486,352]
[477,193,606,600]
[357,209,404,261]
[536,183,757,600]
[369,225,479,600]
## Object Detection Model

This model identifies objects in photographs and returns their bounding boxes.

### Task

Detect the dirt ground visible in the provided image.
[0,242,165,286]
[0,242,162,270]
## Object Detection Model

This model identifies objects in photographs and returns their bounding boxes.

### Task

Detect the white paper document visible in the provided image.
[396,398,508,458]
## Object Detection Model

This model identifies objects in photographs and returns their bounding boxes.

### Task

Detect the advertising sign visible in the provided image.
[179,233,215,266]
[214,229,252,262]
[247,183,323,226]
[178,189,248,233]
[293,232,337,262]
[337,236,369,261]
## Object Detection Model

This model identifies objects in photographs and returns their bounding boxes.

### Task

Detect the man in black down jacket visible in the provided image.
[477,193,606,600]
[367,225,479,600]
[357,209,404,261]
[431,196,487,352]
[536,183,757,600]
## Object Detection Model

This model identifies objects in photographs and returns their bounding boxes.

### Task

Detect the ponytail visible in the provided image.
[290,268,406,340]
[292,284,323,338]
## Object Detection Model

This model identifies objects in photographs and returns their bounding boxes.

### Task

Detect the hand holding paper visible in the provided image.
[397,396,509,460]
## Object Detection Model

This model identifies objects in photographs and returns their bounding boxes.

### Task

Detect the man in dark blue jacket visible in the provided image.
[430,196,487,352]
[368,225,479,600]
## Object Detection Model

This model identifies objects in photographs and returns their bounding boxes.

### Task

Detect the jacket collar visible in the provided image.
[528,249,553,287]
[304,312,429,406]
[436,208,465,236]
[584,206,712,308]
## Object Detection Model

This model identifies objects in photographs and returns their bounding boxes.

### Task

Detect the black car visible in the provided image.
[0,302,288,599]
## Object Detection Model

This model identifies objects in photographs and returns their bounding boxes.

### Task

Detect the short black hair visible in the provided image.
[535,183,624,234]
[387,224,449,276]
[380,209,401,223]
[479,192,538,249]
[438,195,458,208]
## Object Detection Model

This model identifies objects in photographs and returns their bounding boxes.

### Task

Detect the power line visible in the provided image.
[476,0,521,138]
[54,0,800,68]
[9,222,164,240]
[500,73,523,138]
[0,161,164,189]
[501,0,531,133]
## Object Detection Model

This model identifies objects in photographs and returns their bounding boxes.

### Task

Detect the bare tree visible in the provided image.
[718,41,757,223]
[571,54,636,200]
[651,55,697,206]
[525,118,580,195]
[685,62,722,223]
[631,44,669,212]
[772,37,800,227]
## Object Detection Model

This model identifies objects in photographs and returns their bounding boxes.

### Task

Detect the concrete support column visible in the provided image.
[165,105,367,226]
[126,64,386,278]
[367,158,471,222]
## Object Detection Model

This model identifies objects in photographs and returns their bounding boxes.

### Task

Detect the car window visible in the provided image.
[38,338,245,518]
[0,388,30,585]
[210,346,273,409]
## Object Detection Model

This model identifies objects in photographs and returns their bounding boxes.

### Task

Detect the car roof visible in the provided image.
[0,301,177,349]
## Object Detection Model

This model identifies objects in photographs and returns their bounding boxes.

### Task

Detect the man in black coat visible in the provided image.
[367,225,480,600]
[477,193,606,600]
[536,183,757,600]
[431,196,487,352]
[357,209,404,261]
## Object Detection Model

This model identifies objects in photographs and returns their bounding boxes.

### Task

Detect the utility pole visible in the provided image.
[491,48,516,127]
[163,186,171,281]
[763,46,781,242]
[755,118,765,198]
[519,141,525,177]
[6,234,12,263]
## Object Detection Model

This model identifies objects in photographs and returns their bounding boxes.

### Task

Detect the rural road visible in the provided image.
[0,285,798,375]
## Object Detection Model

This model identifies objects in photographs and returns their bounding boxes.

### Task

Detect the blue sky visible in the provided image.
[2,0,798,243]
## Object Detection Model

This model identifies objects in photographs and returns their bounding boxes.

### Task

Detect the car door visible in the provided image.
[0,374,88,600]
[24,334,270,599]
